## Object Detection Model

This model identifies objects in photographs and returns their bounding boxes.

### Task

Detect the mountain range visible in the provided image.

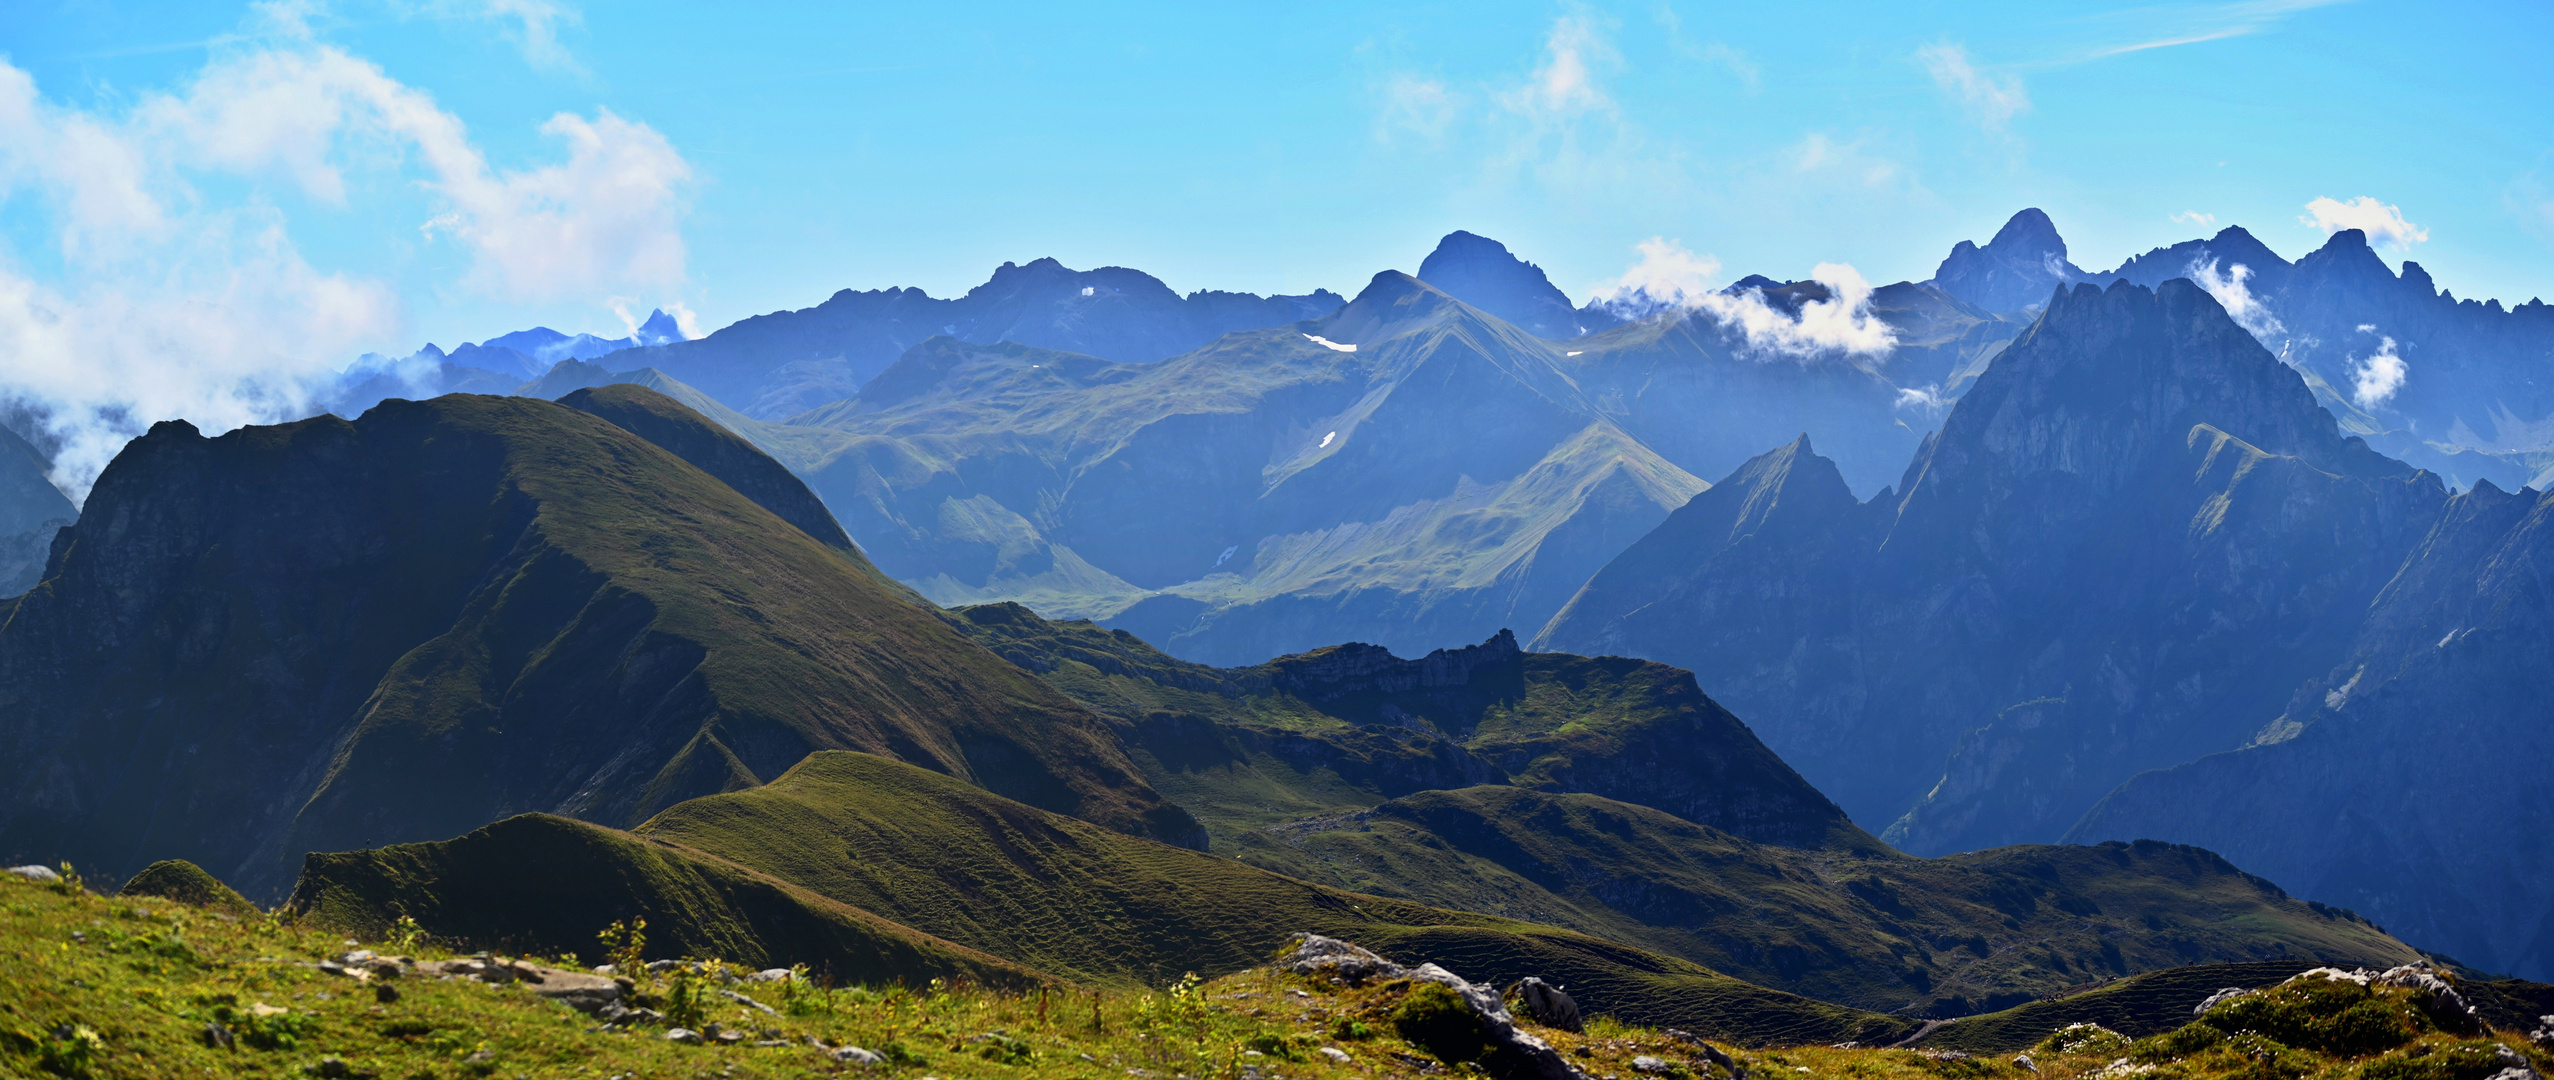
[3,203,2550,1004]
[0,383,2435,1035]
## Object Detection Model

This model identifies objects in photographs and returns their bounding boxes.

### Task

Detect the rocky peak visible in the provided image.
[1315,271,1468,346]
[2293,229,2397,288]
[1413,231,1581,339]
[1928,208,2096,313]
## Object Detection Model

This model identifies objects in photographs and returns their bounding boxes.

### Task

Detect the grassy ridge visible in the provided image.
[287,812,1046,990]
[949,602,2427,1015]
[0,390,1192,898]
[625,749,1912,1044]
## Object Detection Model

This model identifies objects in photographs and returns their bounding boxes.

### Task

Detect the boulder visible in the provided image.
[2195,987,2252,1014]
[1276,934,1586,1080]
[1513,977,1583,1033]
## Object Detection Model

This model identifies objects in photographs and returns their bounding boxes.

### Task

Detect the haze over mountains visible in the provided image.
[1,206,2549,1005]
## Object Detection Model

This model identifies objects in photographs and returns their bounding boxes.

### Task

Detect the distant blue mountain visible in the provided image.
[482,308,689,370]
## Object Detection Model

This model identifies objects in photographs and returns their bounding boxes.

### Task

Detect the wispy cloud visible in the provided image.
[1374,74,1460,145]
[2188,258,2286,342]
[1917,43,2029,136]
[1497,15,1618,124]
[2171,210,2217,227]
[2301,196,2429,249]
[2084,0,2352,59]
[1654,4,1761,92]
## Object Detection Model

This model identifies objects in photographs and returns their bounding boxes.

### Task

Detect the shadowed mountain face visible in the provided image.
[2069,476,2554,977]
[1541,273,2554,976]
[0,422,74,596]
[2104,226,2554,492]
[597,259,1344,419]
[1539,279,2444,864]
[1414,230,1584,339]
[0,389,1194,898]
[1929,209,2101,314]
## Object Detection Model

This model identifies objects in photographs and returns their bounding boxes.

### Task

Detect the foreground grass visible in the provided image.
[5,871,2547,1080]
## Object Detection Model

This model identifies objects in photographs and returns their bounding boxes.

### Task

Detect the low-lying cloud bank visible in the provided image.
[1589,237,1896,359]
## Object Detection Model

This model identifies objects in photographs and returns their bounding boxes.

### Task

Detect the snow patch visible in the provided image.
[1080,286,1095,297]
[1319,431,1337,448]
[1303,334,1356,352]
[1566,350,1583,356]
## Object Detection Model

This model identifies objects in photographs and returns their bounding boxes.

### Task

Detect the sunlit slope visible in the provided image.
[630,749,1914,1044]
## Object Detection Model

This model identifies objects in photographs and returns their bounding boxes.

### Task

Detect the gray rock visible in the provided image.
[6,865,58,882]
[2528,1015,2554,1051]
[1275,935,1586,1079]
[1278,932,1407,985]
[748,968,793,982]
[1319,1047,1353,1064]
[1634,1057,1675,1075]
[2015,1055,2037,1073]
[831,1045,884,1065]
[718,988,777,1015]
[2196,987,2252,1014]
[2367,966,2481,1034]
[1515,976,1583,1033]
[663,1028,701,1045]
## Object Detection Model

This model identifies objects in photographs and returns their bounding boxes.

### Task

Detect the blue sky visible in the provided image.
[0,0,2548,466]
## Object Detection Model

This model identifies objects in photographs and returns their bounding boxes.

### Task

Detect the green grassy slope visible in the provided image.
[948,602,2427,1016]
[287,812,1046,989]
[6,866,2539,1078]
[1256,786,2421,1016]
[0,392,1191,899]
[118,861,257,918]
[628,749,1913,1044]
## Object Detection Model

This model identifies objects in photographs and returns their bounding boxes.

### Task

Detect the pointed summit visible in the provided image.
[633,308,687,345]
[1928,208,2097,313]
[1414,230,1581,338]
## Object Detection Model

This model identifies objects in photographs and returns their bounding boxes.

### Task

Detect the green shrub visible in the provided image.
[2202,978,2426,1057]
[2133,1022,2229,1062]
[1392,982,1490,1066]
[2356,1042,2523,1080]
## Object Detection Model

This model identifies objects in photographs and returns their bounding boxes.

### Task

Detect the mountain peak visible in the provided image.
[633,308,686,344]
[1414,230,1580,338]
[1929,208,2094,313]
[1986,207,2067,259]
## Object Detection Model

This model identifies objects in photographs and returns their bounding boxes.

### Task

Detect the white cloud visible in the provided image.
[0,41,691,497]
[2187,258,2286,342]
[2351,334,2407,409]
[2171,210,2217,227]
[1499,15,1617,123]
[1586,236,1722,316]
[1895,384,1950,413]
[1588,239,1894,359]
[1375,74,1460,145]
[450,0,584,71]
[1917,43,2028,135]
[2301,196,2429,249]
